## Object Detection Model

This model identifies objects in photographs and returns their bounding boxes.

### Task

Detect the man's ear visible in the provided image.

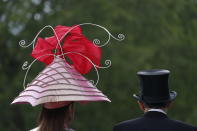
[166,101,172,108]
[137,101,145,111]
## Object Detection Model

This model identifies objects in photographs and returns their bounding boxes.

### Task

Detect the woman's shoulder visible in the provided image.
[29,127,75,131]
[65,128,75,131]
[29,127,39,131]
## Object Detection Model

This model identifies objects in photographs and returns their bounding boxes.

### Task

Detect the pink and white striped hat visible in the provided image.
[12,57,110,108]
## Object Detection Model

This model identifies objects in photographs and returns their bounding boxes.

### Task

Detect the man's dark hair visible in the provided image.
[143,102,169,109]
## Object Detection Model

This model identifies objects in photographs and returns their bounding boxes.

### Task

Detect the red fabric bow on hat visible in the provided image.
[31,25,101,74]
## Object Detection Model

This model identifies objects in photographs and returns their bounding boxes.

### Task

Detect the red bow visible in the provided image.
[31,25,101,74]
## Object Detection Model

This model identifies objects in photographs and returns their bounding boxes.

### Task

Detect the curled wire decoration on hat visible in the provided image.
[19,25,64,57]
[19,23,125,49]
[19,23,124,89]
[59,23,125,47]
[19,25,60,49]
[18,24,116,69]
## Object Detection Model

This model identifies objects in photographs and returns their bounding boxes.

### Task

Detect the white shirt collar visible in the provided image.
[147,109,167,114]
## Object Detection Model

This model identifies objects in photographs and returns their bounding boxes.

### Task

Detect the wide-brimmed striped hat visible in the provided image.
[11,56,110,108]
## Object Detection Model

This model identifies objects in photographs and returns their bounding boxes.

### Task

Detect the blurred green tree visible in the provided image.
[0,0,197,130]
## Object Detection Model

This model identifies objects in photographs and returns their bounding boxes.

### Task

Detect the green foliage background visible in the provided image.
[0,0,197,130]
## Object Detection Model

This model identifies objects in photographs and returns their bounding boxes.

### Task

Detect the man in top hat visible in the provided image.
[113,69,197,131]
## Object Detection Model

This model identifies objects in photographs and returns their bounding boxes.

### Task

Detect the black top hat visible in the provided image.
[133,69,177,103]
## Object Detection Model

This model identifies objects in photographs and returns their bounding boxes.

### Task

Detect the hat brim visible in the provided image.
[133,91,177,103]
[11,57,111,107]
[169,91,177,101]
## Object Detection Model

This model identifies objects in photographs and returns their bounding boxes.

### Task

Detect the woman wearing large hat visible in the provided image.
[12,25,110,131]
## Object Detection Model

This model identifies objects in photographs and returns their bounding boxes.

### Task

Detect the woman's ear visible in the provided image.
[166,101,172,109]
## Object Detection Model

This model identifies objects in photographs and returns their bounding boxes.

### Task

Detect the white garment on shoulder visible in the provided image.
[29,127,75,131]
[29,127,39,131]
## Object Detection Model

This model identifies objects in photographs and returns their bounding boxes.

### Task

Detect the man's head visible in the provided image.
[137,101,172,112]
[133,69,177,111]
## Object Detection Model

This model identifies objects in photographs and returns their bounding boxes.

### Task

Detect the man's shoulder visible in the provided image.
[115,117,143,126]
[113,116,197,131]
[113,117,144,131]
[167,118,197,130]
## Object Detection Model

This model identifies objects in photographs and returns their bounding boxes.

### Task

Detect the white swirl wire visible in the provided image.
[89,80,95,85]
[104,59,111,68]
[22,61,29,70]
[95,59,111,69]
[93,38,100,45]
[117,34,125,41]
[19,40,26,47]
